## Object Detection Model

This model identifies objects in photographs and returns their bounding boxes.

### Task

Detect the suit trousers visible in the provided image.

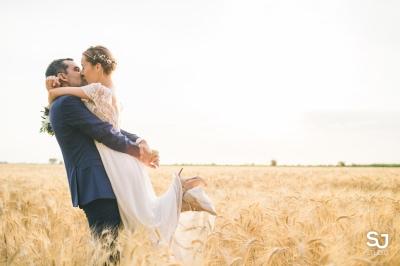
[81,198,122,239]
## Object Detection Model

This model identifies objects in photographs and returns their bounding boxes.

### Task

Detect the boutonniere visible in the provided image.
[39,105,54,136]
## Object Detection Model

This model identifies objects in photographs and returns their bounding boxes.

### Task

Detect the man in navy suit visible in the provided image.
[45,58,158,241]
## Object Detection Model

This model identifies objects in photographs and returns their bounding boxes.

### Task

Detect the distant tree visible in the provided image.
[49,158,57,164]
[337,161,345,167]
[270,160,277,166]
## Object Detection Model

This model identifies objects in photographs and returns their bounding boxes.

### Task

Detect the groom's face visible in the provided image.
[62,60,87,87]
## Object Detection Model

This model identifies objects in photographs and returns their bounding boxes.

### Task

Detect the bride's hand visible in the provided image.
[46,76,61,91]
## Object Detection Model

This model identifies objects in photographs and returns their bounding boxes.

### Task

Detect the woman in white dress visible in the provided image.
[46,45,216,263]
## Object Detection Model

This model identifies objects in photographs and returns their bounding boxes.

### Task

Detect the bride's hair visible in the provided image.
[82,46,117,75]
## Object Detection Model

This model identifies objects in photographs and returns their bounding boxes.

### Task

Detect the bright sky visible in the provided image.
[1,0,399,165]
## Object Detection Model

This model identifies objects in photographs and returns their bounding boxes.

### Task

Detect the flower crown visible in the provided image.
[91,53,115,65]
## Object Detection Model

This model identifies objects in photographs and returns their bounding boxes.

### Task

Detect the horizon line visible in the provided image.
[1,162,400,167]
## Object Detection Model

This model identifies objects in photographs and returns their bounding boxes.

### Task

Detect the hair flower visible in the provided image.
[106,59,111,64]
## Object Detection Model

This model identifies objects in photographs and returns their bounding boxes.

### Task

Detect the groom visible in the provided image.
[44,58,158,240]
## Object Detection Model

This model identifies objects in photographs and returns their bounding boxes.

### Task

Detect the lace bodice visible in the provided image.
[81,83,121,131]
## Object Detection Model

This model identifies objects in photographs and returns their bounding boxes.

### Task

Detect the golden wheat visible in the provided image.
[1,164,399,265]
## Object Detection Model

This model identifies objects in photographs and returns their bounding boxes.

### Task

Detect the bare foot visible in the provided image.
[182,178,200,190]
[181,177,207,191]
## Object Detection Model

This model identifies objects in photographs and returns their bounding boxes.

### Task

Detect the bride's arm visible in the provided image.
[48,87,89,104]
[45,76,88,103]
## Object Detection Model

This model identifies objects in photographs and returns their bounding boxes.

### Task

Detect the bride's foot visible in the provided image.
[181,176,207,191]
[181,187,217,216]
[178,168,207,191]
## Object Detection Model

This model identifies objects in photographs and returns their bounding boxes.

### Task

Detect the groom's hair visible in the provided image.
[45,58,73,77]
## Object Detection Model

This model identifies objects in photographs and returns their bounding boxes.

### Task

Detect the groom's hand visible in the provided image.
[139,140,158,168]
[138,140,151,155]
[150,150,160,168]
[140,152,156,168]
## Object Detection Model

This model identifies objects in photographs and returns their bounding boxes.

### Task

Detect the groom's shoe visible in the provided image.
[182,187,217,216]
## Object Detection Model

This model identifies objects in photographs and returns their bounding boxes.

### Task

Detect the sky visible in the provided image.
[1,0,400,165]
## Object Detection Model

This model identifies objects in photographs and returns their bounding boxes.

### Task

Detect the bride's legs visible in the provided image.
[178,170,216,215]
[180,177,204,213]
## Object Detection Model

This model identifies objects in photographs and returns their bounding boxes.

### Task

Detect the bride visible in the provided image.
[46,45,217,263]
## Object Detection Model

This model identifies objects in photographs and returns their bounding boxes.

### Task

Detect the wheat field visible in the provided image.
[1,164,399,265]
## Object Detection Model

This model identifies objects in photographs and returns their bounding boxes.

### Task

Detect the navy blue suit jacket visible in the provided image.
[50,95,141,207]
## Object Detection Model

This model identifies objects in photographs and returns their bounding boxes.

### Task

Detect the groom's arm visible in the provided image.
[120,130,152,159]
[60,96,141,157]
[120,129,143,144]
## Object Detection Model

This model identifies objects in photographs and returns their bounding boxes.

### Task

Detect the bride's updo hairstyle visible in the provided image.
[83,45,117,75]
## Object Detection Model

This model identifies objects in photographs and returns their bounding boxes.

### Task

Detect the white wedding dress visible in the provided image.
[81,83,215,264]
